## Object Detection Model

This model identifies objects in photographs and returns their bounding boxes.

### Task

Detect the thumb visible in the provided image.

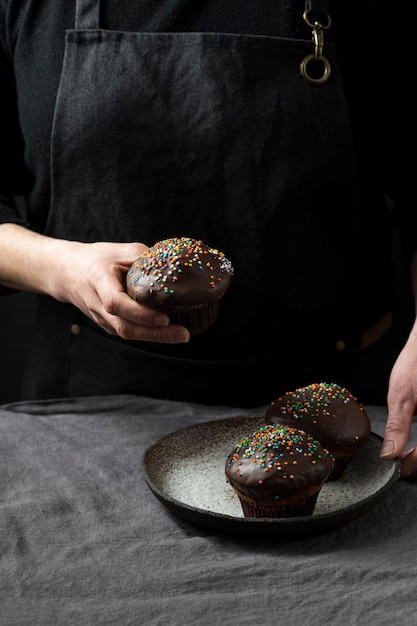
[398,446,417,480]
[119,241,149,265]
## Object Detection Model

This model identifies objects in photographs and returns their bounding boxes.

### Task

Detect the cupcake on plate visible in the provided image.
[126,236,234,336]
[225,423,334,519]
[265,382,371,480]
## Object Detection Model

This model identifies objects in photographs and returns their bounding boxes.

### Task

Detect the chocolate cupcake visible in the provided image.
[126,236,233,335]
[265,382,371,480]
[225,423,334,518]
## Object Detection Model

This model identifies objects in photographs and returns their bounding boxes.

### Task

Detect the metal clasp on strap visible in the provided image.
[300,9,331,85]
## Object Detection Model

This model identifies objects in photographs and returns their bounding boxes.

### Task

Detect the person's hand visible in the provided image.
[0,225,190,344]
[54,240,190,344]
[380,324,417,479]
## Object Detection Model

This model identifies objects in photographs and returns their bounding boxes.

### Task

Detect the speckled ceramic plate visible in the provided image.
[142,415,400,539]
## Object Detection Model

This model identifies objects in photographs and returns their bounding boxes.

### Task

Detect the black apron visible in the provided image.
[22,0,362,406]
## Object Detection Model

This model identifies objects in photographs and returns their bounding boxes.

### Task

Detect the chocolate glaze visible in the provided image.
[225,424,334,502]
[265,382,371,452]
[126,236,233,311]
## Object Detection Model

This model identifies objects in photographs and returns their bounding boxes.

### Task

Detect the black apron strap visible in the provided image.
[75,0,100,30]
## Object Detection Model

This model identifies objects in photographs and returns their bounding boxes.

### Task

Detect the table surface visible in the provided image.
[1,394,417,626]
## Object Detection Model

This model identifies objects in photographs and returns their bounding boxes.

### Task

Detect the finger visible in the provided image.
[90,308,190,343]
[96,287,171,328]
[115,317,190,343]
[380,396,415,459]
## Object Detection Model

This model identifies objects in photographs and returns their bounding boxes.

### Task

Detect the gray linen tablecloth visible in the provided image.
[1,394,417,625]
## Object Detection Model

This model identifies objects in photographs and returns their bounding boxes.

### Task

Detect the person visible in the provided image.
[0,1,416,476]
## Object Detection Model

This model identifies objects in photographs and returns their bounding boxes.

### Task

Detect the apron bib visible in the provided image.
[23,0,361,404]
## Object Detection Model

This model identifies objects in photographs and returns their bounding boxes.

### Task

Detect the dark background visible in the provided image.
[0,291,36,403]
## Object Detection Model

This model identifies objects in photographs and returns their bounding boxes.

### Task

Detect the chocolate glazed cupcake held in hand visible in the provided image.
[126,237,234,336]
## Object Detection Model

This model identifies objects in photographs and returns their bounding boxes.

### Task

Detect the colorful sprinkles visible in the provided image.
[270,382,365,419]
[226,424,333,477]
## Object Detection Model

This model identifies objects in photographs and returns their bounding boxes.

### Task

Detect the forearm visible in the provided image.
[0,223,187,344]
[0,223,83,301]
[381,248,417,474]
